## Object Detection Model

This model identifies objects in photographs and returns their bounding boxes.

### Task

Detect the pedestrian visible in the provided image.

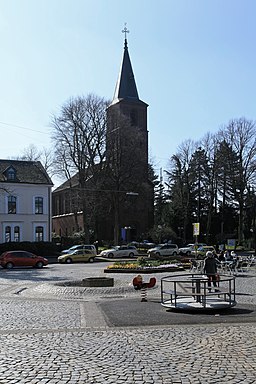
[203,251,219,291]
[230,250,237,260]
[94,240,99,254]
[224,250,230,261]
[218,250,225,262]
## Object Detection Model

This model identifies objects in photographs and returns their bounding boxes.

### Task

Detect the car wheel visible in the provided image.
[108,253,114,258]
[173,252,177,256]
[156,252,160,256]
[88,257,94,263]
[6,262,14,269]
[129,252,134,257]
[65,258,72,264]
[36,261,44,268]
[186,251,191,255]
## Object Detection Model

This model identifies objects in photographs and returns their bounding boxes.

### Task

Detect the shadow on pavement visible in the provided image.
[98,298,256,327]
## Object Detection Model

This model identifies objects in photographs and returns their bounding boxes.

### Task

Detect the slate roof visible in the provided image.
[110,38,148,107]
[0,159,53,185]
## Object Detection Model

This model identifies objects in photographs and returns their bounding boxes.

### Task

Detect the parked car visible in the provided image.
[0,251,48,269]
[99,245,139,258]
[147,244,179,258]
[61,244,97,256]
[191,245,216,258]
[58,249,96,264]
[179,243,206,256]
[130,241,155,249]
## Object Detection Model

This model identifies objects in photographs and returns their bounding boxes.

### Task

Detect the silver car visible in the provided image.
[147,244,179,257]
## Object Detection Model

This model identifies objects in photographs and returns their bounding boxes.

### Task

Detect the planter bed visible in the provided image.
[104,266,185,274]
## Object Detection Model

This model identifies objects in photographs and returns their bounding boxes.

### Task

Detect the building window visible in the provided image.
[6,167,16,181]
[8,196,16,214]
[35,197,43,214]
[14,226,20,242]
[35,226,44,242]
[5,226,11,242]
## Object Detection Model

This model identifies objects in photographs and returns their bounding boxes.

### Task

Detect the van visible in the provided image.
[61,244,97,256]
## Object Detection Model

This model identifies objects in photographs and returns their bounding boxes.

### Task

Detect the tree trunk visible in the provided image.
[113,194,120,245]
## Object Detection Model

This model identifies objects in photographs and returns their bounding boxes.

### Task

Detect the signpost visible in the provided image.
[193,223,200,258]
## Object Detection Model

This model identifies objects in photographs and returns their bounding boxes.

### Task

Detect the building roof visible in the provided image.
[53,172,79,193]
[0,159,53,185]
[110,38,148,107]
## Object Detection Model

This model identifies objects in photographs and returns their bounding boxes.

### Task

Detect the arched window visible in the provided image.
[7,168,16,180]
[35,226,44,242]
[8,196,16,214]
[14,226,20,242]
[5,226,11,242]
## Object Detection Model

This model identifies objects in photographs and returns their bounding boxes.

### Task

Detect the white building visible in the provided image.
[0,160,53,243]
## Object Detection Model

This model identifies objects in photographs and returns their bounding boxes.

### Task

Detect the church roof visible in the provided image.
[110,38,147,106]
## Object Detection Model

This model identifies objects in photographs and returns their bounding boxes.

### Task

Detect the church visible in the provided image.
[52,32,154,244]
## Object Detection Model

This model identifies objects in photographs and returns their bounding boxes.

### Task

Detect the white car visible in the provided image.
[99,245,139,258]
[179,243,206,256]
[147,244,179,258]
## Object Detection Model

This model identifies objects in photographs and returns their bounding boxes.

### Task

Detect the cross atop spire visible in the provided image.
[122,23,129,48]
[122,23,129,39]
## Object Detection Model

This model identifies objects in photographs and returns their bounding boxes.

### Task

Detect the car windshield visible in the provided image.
[69,245,80,250]
[68,249,79,255]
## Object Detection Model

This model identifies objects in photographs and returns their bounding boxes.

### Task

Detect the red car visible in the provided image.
[0,251,48,269]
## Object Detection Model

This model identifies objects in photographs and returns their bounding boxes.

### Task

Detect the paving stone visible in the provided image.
[0,266,256,382]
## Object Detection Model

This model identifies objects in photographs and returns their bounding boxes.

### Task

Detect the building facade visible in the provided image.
[0,160,53,243]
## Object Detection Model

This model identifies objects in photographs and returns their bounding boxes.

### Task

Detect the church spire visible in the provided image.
[112,24,139,103]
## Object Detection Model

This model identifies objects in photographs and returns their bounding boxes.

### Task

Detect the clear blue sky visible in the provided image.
[1,0,256,186]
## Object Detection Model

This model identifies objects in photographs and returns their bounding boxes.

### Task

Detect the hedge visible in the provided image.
[0,241,61,256]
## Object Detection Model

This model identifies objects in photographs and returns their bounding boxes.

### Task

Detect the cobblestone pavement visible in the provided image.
[0,263,255,383]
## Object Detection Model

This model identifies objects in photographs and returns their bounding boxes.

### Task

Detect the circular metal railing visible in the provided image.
[161,273,236,310]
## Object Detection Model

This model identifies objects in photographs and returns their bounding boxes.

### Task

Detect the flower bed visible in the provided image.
[104,259,190,274]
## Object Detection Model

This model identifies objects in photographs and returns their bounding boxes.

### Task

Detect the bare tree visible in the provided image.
[17,144,55,178]
[51,93,109,243]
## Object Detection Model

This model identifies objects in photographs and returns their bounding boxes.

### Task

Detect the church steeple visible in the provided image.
[111,26,140,104]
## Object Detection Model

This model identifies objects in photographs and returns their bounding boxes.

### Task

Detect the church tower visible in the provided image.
[106,27,154,242]
[107,27,149,182]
